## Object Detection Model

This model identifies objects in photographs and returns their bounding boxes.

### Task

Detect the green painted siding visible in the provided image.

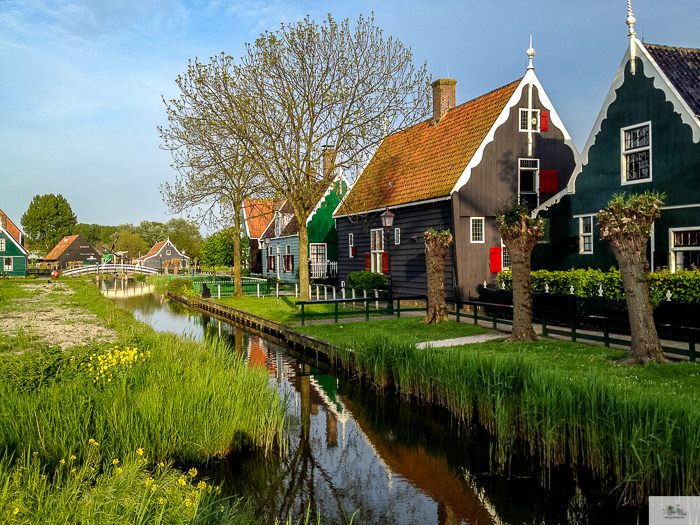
[535,58,700,271]
[262,237,300,284]
[0,231,28,277]
[307,180,347,263]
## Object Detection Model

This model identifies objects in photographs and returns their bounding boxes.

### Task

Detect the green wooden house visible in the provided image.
[0,209,28,277]
[534,8,700,273]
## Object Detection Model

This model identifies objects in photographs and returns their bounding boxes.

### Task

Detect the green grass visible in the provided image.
[333,333,700,505]
[295,317,490,347]
[216,295,346,324]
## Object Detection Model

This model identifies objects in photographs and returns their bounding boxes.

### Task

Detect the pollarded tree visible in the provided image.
[496,201,544,342]
[598,192,666,364]
[423,229,453,324]
[224,14,430,300]
[21,194,78,253]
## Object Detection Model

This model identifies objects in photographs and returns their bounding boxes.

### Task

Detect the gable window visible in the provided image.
[622,122,651,184]
[578,215,594,254]
[0,239,4,252]
[3,257,12,272]
[519,158,540,209]
[370,229,384,272]
[471,218,484,243]
[349,233,355,258]
[394,228,400,245]
[519,109,540,132]
[166,250,171,256]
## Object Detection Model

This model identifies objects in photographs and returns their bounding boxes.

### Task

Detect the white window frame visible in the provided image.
[0,238,4,252]
[519,108,540,132]
[274,211,282,237]
[575,214,595,254]
[3,257,13,272]
[669,226,700,273]
[621,121,652,186]
[349,233,354,257]
[370,229,384,273]
[470,218,485,243]
[518,158,540,207]
[394,228,400,245]
[166,250,171,256]
[501,239,511,270]
[285,244,291,255]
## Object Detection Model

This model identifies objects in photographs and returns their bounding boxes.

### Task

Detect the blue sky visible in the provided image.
[1,0,698,231]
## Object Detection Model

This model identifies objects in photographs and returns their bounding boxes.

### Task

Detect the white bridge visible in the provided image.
[62,264,159,277]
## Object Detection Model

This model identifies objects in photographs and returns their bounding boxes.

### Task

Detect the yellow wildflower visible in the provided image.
[70,455,76,460]
[59,459,65,464]
[116,467,123,474]
[112,459,119,465]
[159,462,165,468]
[12,507,19,515]
[178,476,187,486]
[145,478,153,487]
[197,481,207,490]
[158,498,165,505]
[185,498,192,508]
[136,448,144,456]
[188,468,197,477]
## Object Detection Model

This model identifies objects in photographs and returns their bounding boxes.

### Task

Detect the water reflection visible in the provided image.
[106,281,646,525]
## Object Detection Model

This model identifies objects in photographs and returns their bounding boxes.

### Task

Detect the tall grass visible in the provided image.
[332,333,700,504]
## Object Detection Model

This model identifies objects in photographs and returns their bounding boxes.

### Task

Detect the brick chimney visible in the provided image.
[322,146,336,178]
[432,79,457,124]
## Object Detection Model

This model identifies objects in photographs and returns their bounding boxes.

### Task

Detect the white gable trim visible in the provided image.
[0,228,29,255]
[241,205,251,237]
[450,70,579,194]
[141,241,188,262]
[306,171,348,226]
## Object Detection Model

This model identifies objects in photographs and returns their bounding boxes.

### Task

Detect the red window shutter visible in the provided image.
[539,170,559,194]
[351,246,356,257]
[382,252,388,274]
[490,247,502,273]
[365,253,371,271]
[540,111,549,131]
[283,255,288,271]
[290,255,294,271]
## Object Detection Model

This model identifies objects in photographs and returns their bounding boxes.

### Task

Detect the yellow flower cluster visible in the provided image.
[81,346,151,384]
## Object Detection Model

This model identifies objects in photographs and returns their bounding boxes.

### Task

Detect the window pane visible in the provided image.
[471,219,484,242]
[624,125,649,150]
[520,170,535,192]
[626,151,650,180]
[674,230,700,247]
[394,228,400,245]
[583,236,592,252]
[582,216,592,234]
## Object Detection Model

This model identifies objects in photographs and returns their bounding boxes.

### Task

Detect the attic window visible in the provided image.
[166,250,171,255]
[622,122,651,184]
[0,239,4,252]
[274,211,282,237]
[519,109,540,132]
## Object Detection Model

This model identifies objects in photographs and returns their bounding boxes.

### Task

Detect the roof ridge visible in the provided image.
[644,43,700,53]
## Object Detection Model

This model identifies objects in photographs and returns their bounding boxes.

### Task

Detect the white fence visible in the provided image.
[310,261,338,279]
[62,264,159,277]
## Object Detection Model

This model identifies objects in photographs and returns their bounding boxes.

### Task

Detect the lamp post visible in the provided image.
[265,237,272,282]
[381,207,395,312]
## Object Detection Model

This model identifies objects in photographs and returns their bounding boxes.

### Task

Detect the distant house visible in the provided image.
[136,239,188,272]
[261,164,348,284]
[243,199,284,274]
[333,48,579,299]
[0,209,28,277]
[43,234,101,270]
[534,8,700,273]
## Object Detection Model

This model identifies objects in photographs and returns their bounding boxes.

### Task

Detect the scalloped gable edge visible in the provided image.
[449,70,580,195]
[0,227,29,255]
[305,171,348,226]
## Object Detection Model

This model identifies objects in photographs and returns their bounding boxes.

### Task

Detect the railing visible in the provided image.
[310,261,338,279]
[192,278,270,298]
[296,294,427,325]
[62,264,158,277]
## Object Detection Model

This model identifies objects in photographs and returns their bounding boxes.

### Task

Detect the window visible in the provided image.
[284,244,293,272]
[274,211,282,237]
[3,257,12,272]
[519,109,540,132]
[394,228,400,245]
[519,158,540,208]
[471,218,484,243]
[622,122,651,184]
[370,229,384,273]
[670,228,700,273]
[0,238,4,252]
[349,233,354,257]
[310,243,327,278]
[501,240,511,270]
[166,250,171,256]
[579,216,594,254]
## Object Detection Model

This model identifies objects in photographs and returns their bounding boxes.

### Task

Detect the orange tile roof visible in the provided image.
[0,209,23,246]
[45,235,79,261]
[139,240,167,260]
[243,199,284,238]
[338,78,522,214]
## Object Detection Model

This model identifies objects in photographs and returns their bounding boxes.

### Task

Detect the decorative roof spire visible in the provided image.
[527,35,535,71]
[627,0,637,74]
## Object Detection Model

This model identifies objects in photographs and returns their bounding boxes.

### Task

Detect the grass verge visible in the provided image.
[332,333,700,505]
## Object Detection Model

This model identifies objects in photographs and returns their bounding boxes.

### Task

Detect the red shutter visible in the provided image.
[365,253,371,271]
[290,255,294,271]
[490,247,502,273]
[382,252,388,274]
[283,255,288,271]
[351,246,356,257]
[540,111,549,131]
[539,170,559,194]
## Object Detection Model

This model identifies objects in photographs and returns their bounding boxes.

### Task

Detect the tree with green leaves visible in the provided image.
[114,231,150,259]
[496,201,545,342]
[21,194,78,253]
[73,224,118,246]
[166,218,203,260]
[598,192,666,364]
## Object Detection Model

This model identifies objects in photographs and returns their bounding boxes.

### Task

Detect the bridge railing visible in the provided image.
[62,264,159,277]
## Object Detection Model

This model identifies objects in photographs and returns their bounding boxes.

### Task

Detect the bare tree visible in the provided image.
[598,192,666,364]
[423,229,453,324]
[159,61,269,297]
[496,202,544,342]
[223,14,430,300]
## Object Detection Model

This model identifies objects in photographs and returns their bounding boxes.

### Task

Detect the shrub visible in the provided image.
[166,279,195,297]
[347,271,387,291]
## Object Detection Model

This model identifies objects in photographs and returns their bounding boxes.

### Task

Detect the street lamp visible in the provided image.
[381,207,395,311]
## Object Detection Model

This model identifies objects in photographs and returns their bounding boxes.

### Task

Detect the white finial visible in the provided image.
[527,35,535,70]
[626,0,636,36]
[627,0,637,74]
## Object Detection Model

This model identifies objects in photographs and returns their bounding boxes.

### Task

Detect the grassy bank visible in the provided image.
[216,295,359,324]
[0,278,286,524]
[329,333,700,504]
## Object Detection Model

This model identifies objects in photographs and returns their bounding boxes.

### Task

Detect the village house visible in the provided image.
[243,199,284,274]
[42,234,101,270]
[0,209,28,277]
[534,6,700,273]
[333,47,579,299]
[135,239,188,273]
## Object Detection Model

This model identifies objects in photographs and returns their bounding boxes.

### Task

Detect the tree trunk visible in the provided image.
[298,223,310,301]
[608,235,666,364]
[509,243,537,342]
[423,231,452,324]
[233,214,243,298]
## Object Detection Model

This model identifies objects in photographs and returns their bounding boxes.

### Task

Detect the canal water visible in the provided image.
[104,279,647,525]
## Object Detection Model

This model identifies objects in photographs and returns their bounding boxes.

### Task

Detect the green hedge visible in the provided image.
[347,271,388,291]
[497,268,700,305]
[165,278,195,297]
